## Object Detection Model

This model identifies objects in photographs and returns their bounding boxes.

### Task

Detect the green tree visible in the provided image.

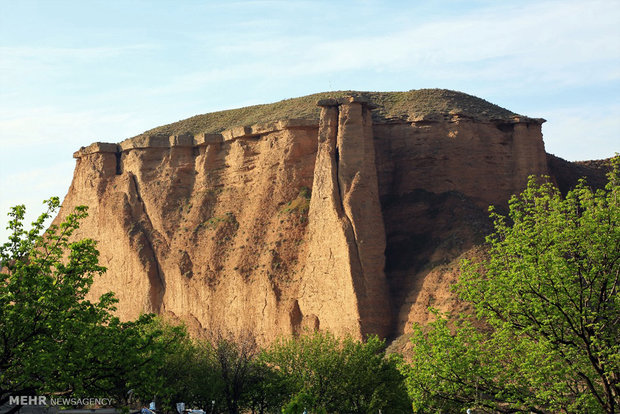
[210,330,261,414]
[401,159,620,413]
[244,359,290,414]
[154,335,225,413]
[263,331,410,413]
[95,315,186,407]
[154,331,286,414]
[0,198,183,412]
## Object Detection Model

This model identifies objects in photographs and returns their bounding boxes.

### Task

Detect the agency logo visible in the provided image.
[9,396,115,406]
[8,396,47,406]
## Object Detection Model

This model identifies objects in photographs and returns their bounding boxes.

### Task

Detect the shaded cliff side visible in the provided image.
[57,89,555,344]
[546,153,612,195]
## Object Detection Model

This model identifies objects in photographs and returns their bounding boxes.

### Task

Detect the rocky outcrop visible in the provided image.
[299,97,390,339]
[56,89,552,345]
[372,112,549,337]
[546,153,611,195]
[65,119,320,343]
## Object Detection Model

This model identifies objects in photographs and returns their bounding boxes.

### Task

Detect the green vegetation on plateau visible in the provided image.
[136,89,522,139]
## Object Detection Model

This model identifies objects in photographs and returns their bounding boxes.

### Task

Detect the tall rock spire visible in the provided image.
[298,97,391,338]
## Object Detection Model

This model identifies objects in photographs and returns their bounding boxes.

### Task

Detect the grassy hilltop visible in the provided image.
[134,88,520,138]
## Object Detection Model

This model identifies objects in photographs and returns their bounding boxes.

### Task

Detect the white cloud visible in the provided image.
[0,44,156,84]
[300,0,619,86]
[0,44,155,61]
[138,0,619,99]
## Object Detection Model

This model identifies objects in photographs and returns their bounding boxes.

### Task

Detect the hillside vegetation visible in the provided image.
[135,89,521,138]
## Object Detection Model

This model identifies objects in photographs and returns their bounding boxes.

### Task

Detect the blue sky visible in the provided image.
[1,0,619,242]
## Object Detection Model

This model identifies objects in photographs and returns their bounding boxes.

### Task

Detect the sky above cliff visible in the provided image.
[1,0,619,242]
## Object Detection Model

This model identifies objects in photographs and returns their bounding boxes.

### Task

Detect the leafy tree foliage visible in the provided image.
[401,159,620,413]
[153,330,287,414]
[263,331,410,413]
[150,331,224,412]
[0,198,183,412]
[211,331,261,414]
[244,359,291,414]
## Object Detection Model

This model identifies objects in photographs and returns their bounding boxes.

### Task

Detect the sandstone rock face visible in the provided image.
[299,98,390,339]
[56,90,551,345]
[373,116,548,337]
[546,153,611,195]
[64,122,319,344]
[374,116,548,209]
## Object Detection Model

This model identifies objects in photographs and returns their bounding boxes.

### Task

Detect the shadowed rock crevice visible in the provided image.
[381,189,492,338]
[547,153,612,195]
[129,173,165,313]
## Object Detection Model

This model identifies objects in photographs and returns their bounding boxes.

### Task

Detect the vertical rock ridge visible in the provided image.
[335,99,391,338]
[128,173,165,313]
[299,98,391,339]
[299,102,360,337]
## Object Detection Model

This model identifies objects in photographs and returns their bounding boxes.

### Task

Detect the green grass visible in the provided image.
[198,212,238,231]
[132,89,520,139]
[280,187,312,215]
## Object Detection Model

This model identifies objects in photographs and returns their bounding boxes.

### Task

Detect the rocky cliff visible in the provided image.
[56,89,551,344]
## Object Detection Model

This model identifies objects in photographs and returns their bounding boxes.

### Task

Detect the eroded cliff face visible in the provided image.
[373,114,548,338]
[299,97,390,339]
[57,90,549,344]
